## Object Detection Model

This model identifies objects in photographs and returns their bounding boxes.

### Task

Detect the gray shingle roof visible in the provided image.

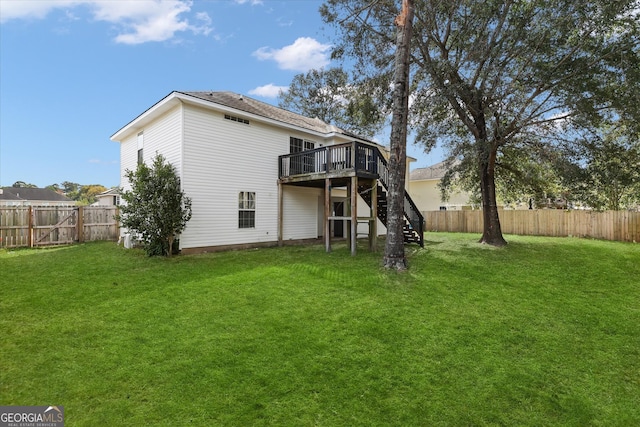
[180,91,358,137]
[0,189,21,200]
[1,187,72,202]
[409,161,449,181]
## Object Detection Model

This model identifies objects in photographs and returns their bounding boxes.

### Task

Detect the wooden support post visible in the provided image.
[345,180,351,244]
[370,179,378,252]
[28,205,33,248]
[278,181,284,246]
[351,176,357,256]
[325,178,331,253]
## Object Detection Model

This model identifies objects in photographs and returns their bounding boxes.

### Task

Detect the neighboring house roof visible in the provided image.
[111,91,370,142]
[410,161,449,181]
[0,189,21,201]
[97,188,120,197]
[0,187,73,202]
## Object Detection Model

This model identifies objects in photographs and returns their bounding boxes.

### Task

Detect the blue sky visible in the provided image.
[0,0,443,188]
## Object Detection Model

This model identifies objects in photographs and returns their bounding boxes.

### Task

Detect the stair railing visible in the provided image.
[373,146,424,247]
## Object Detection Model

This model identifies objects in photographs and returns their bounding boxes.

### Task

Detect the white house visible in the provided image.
[111,91,423,254]
[93,188,120,206]
[409,162,473,212]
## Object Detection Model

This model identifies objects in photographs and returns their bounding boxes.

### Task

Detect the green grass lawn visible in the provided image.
[1,234,639,426]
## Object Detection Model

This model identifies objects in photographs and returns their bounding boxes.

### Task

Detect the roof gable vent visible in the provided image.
[224,114,249,125]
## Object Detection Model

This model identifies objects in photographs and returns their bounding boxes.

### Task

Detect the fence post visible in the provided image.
[28,206,33,248]
[77,206,84,243]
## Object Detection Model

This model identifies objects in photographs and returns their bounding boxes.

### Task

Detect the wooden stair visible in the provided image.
[358,184,423,246]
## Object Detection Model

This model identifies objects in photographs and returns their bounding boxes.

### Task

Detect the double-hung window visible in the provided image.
[238,192,256,228]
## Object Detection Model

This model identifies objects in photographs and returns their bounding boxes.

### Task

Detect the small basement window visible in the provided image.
[225,114,250,125]
[238,191,256,228]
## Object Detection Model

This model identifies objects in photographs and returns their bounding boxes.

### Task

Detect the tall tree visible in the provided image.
[321,0,640,245]
[278,67,386,139]
[77,184,108,205]
[117,154,192,257]
[558,125,640,210]
[12,181,37,188]
[61,181,81,200]
[46,183,62,193]
[384,0,414,270]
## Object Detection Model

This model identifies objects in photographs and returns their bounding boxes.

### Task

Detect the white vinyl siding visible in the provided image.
[142,106,182,170]
[119,105,182,190]
[120,133,138,192]
[282,186,321,240]
[180,104,291,248]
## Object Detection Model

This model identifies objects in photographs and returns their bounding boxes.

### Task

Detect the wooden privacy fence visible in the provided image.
[0,206,119,248]
[424,209,640,243]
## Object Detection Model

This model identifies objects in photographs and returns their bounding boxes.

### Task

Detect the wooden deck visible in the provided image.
[278,141,425,251]
[278,142,380,186]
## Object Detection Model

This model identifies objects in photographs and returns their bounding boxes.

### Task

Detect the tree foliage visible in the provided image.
[278,67,386,139]
[76,184,108,205]
[321,0,640,245]
[117,154,192,257]
[12,181,37,188]
[558,125,640,210]
[43,181,107,204]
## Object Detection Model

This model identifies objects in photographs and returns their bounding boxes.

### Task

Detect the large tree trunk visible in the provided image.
[383,0,414,270]
[478,143,507,246]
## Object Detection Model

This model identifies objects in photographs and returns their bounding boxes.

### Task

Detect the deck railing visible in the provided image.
[278,141,378,177]
[279,141,424,247]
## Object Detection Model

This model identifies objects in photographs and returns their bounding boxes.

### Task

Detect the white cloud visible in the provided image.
[276,18,293,27]
[0,0,213,44]
[248,84,288,98]
[0,1,81,22]
[234,0,264,5]
[253,37,332,72]
[94,0,213,45]
[194,12,212,35]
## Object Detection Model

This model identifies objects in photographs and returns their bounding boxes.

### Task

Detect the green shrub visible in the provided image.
[117,154,192,257]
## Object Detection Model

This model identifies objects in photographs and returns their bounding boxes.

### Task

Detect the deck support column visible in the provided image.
[345,180,351,244]
[369,179,378,252]
[278,181,283,246]
[324,178,331,253]
[350,176,357,256]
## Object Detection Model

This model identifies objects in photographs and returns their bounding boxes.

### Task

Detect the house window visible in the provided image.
[238,191,256,228]
[290,137,316,174]
[137,131,144,165]
[289,137,315,153]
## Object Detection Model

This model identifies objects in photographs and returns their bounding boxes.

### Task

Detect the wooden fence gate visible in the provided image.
[0,206,119,248]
